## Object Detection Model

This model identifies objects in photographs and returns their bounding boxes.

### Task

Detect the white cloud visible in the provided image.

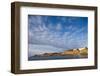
[55,23,62,31]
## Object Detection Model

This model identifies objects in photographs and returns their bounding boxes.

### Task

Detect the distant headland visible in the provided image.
[33,47,88,57]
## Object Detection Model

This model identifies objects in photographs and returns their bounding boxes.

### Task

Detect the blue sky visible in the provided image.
[28,15,88,56]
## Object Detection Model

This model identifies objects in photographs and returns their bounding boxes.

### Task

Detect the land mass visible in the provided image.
[33,47,88,57]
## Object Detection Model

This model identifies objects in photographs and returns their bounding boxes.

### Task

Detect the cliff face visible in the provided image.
[63,49,79,55]
[63,47,88,55]
[79,47,88,55]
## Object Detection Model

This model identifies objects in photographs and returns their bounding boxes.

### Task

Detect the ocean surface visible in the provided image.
[28,55,87,61]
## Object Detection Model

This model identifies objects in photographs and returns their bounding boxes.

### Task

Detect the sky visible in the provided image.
[28,15,88,56]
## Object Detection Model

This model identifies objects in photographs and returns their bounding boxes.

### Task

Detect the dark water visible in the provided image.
[28,55,87,61]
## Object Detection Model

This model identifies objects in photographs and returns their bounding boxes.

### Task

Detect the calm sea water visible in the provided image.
[28,55,87,61]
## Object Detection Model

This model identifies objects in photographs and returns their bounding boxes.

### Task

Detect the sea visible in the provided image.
[28,55,87,61]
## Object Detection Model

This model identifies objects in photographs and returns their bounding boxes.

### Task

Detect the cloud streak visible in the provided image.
[28,15,88,54]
